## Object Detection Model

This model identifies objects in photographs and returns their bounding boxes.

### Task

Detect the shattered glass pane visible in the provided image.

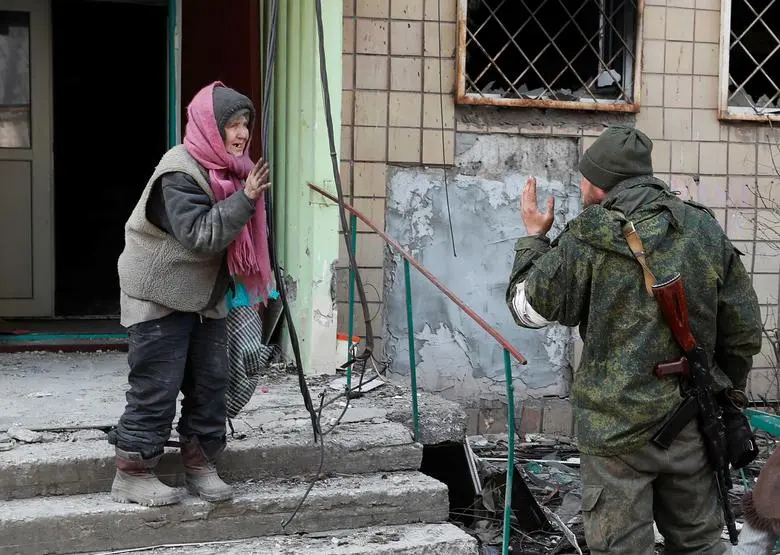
[464,0,638,105]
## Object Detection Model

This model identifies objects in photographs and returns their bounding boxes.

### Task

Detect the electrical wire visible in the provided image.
[261,0,319,442]
[437,0,457,258]
[262,0,378,527]
[312,0,375,362]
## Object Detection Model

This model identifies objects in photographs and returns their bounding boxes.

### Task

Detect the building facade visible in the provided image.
[1,0,776,416]
[338,0,780,428]
[0,0,343,371]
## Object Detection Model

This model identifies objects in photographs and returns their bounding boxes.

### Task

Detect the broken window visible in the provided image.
[721,0,780,120]
[456,0,641,111]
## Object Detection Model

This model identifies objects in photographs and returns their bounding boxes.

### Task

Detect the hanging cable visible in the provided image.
[437,0,457,258]
[278,0,380,527]
[261,0,319,442]
[313,0,375,362]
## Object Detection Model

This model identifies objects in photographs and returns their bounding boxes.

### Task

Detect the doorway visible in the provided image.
[0,0,52,317]
[52,0,168,316]
[180,0,262,161]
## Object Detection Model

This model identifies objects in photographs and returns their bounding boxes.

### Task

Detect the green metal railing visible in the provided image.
[310,183,526,555]
[404,257,422,442]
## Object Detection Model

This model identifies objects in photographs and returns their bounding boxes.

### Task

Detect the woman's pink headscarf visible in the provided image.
[183,81,272,304]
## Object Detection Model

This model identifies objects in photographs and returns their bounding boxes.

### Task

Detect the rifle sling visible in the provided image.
[618,217,657,296]
[614,211,693,447]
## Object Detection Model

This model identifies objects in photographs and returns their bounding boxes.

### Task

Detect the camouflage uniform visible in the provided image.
[507,175,762,554]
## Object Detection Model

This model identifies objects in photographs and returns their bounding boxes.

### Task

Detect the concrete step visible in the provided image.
[0,421,421,500]
[2,353,466,447]
[77,523,479,554]
[0,471,449,555]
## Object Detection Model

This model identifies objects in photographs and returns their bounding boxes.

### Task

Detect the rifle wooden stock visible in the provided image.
[651,273,696,353]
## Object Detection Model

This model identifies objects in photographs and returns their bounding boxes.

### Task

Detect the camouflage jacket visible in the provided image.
[506,176,762,456]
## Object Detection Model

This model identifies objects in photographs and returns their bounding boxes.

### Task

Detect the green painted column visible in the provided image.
[271,0,342,372]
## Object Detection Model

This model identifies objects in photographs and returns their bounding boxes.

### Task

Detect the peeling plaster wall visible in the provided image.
[383,134,582,405]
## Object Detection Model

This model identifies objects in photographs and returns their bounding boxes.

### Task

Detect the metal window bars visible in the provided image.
[456,0,642,112]
[722,0,780,120]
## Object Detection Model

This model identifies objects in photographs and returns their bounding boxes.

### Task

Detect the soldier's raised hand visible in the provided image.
[521,176,555,236]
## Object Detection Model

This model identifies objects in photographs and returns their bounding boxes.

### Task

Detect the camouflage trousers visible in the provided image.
[580,420,726,555]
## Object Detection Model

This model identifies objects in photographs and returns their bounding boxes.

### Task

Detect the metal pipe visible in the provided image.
[308,183,527,365]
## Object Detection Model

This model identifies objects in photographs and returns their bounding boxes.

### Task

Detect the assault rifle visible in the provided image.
[650,273,739,546]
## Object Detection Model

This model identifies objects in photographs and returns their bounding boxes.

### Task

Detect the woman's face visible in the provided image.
[223,113,250,156]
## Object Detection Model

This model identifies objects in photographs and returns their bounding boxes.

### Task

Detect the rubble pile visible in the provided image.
[455,430,778,554]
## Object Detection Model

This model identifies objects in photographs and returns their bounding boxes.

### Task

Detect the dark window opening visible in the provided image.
[727,0,780,114]
[462,0,639,106]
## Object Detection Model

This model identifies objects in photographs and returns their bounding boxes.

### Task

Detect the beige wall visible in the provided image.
[340,0,779,402]
[338,0,457,357]
[635,1,779,400]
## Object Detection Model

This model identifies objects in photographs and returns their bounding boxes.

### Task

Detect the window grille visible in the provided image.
[719,0,780,121]
[456,0,642,112]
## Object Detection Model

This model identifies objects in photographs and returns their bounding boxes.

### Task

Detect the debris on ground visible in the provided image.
[0,425,105,450]
[329,367,387,395]
[69,429,108,442]
[6,425,43,444]
[453,428,779,554]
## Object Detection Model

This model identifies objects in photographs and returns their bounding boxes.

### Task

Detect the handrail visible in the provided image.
[309,182,523,555]
[309,183,527,365]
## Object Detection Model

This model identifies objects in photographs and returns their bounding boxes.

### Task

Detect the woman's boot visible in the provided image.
[111,447,183,506]
[181,437,233,502]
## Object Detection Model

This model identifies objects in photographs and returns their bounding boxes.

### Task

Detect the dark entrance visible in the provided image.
[180,0,262,161]
[52,0,168,316]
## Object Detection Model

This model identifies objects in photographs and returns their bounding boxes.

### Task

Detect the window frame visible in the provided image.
[718,0,780,122]
[454,0,644,113]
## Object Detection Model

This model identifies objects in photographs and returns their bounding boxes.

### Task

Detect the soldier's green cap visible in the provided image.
[579,125,654,191]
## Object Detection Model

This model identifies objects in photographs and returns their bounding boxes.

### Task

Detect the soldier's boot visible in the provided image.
[181,437,233,502]
[110,447,183,506]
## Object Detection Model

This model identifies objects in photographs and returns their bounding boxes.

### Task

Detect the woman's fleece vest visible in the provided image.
[118,145,221,313]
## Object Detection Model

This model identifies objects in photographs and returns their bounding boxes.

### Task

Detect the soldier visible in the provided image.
[506,125,762,554]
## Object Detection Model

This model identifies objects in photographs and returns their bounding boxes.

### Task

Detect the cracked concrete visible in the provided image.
[0,472,450,555]
[383,134,580,407]
[0,352,470,554]
[0,353,465,443]
[0,419,422,500]
[0,351,465,447]
[79,523,479,555]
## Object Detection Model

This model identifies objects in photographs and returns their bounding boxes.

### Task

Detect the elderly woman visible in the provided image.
[108,82,273,506]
